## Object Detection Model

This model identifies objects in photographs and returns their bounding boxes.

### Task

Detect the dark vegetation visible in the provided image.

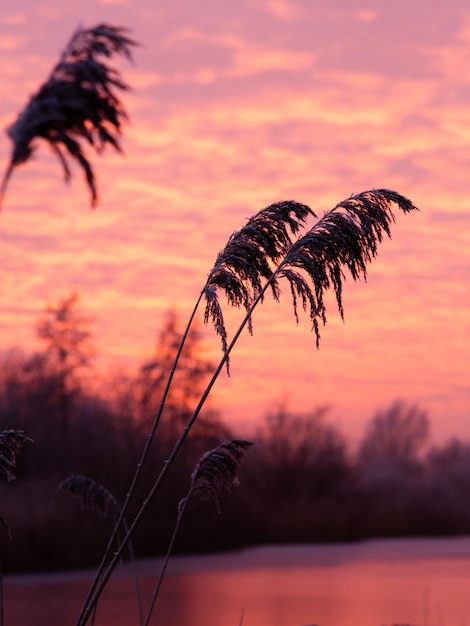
[0,21,426,625]
[0,294,468,573]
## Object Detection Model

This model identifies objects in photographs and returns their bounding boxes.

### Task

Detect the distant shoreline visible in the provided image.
[5,535,470,584]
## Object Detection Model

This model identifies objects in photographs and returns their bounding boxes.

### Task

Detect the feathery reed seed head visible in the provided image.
[203,189,417,357]
[278,189,418,345]
[58,475,120,519]
[0,429,32,481]
[1,23,137,208]
[0,515,11,539]
[187,439,253,512]
[203,200,314,363]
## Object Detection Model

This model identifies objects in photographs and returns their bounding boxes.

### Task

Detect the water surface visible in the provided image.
[5,537,470,625]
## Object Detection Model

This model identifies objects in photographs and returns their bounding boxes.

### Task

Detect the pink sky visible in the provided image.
[0,0,468,443]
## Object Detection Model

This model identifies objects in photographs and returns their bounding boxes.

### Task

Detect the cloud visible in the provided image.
[0,0,468,441]
[0,34,27,51]
[2,13,27,26]
[258,0,300,21]
[355,9,378,23]
[156,29,314,84]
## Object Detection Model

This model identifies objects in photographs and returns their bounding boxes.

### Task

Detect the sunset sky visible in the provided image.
[0,0,468,444]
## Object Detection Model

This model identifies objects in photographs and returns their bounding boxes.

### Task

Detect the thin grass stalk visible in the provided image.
[78,200,307,622]
[142,493,190,626]
[0,520,11,626]
[75,291,204,626]
[144,440,252,625]
[87,520,142,626]
[89,602,98,626]
[58,474,142,626]
[0,430,29,626]
[0,553,3,626]
[77,190,416,624]
[122,518,143,626]
[0,164,13,211]
[76,279,273,626]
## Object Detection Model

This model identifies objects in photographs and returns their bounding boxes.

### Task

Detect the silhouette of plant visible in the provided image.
[76,187,417,626]
[143,440,253,626]
[58,475,120,519]
[0,21,420,626]
[0,23,136,208]
[0,430,32,483]
[0,429,31,626]
[58,475,143,626]
[0,428,32,550]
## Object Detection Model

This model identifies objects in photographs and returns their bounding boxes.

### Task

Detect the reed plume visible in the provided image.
[204,199,313,368]
[143,440,253,626]
[76,189,417,626]
[58,475,120,519]
[278,189,417,344]
[0,24,136,208]
[0,429,32,482]
[0,20,421,626]
[205,189,417,350]
[59,475,143,626]
[74,201,313,625]
[0,429,31,626]
[187,439,254,511]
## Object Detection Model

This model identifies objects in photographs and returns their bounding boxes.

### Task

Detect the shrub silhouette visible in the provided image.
[0,22,420,626]
[358,401,430,466]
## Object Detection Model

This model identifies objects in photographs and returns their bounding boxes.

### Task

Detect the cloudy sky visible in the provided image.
[0,0,468,442]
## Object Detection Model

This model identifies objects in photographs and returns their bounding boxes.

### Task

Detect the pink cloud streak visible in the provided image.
[0,0,468,443]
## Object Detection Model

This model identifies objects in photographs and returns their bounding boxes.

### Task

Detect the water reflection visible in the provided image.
[5,538,470,625]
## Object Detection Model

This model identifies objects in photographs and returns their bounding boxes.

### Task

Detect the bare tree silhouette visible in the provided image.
[135,310,215,436]
[358,401,430,466]
[32,292,94,440]
[0,21,420,626]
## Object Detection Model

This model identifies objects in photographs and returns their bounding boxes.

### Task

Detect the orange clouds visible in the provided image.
[0,0,468,443]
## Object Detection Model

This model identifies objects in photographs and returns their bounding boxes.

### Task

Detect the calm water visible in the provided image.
[5,537,470,626]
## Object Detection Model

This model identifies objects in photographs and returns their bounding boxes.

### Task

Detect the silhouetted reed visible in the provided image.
[204,200,313,358]
[0,21,420,626]
[187,439,253,510]
[0,429,31,626]
[58,475,143,626]
[205,189,416,349]
[143,440,253,626]
[0,430,32,483]
[0,24,136,208]
[76,187,417,626]
[75,199,317,624]
[58,475,120,519]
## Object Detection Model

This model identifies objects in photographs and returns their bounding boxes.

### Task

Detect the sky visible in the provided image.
[0,0,468,444]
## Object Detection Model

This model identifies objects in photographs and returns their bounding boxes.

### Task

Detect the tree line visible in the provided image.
[0,293,469,572]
